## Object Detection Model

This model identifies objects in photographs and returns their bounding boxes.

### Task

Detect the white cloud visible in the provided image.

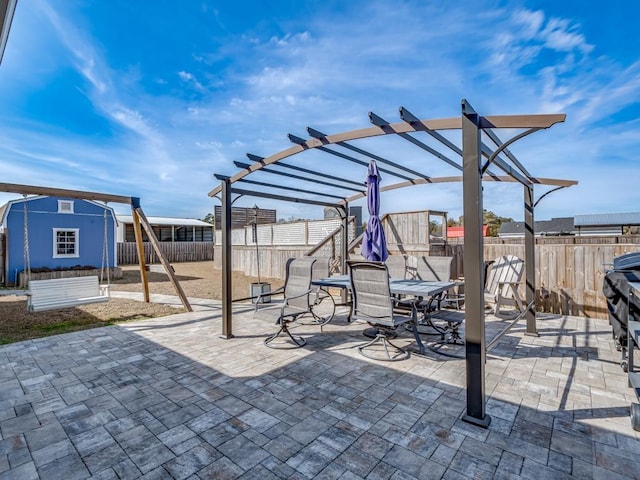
[540,18,593,54]
[178,70,205,91]
[0,0,637,222]
[269,31,312,46]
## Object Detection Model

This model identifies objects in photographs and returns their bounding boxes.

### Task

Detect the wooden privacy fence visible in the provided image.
[213,220,356,278]
[118,241,214,265]
[127,217,640,321]
[383,210,447,255]
[479,240,640,319]
[213,246,311,279]
[217,238,640,320]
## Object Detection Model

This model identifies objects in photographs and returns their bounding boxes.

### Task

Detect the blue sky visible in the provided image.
[0,0,638,222]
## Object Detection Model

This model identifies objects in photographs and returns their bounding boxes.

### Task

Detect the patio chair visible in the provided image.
[347,260,413,361]
[484,255,524,314]
[259,256,317,349]
[413,255,453,282]
[401,255,454,307]
[385,254,407,279]
[404,255,460,338]
[302,256,336,328]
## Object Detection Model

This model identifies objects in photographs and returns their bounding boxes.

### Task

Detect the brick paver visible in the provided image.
[0,300,638,479]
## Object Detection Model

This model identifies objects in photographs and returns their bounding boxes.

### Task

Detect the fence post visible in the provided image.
[305,220,309,246]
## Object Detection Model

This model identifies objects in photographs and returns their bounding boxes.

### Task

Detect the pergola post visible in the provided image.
[524,185,538,335]
[461,100,491,428]
[221,177,233,339]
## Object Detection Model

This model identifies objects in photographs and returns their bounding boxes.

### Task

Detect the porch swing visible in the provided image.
[24,199,111,312]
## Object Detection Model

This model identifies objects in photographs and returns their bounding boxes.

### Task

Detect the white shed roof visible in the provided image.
[574,212,640,227]
[116,215,212,227]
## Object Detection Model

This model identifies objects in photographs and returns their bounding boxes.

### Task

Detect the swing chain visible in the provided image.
[22,195,31,287]
[101,205,111,288]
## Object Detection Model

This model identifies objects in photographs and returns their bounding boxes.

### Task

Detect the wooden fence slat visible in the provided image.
[117,242,214,265]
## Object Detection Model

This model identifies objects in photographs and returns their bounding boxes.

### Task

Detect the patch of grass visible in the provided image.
[36,320,112,334]
[30,319,114,339]
[0,296,181,345]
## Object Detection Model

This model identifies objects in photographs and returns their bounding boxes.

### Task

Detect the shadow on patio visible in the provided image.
[0,305,638,479]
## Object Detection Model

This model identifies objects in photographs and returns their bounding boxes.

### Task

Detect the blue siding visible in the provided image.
[5,197,116,285]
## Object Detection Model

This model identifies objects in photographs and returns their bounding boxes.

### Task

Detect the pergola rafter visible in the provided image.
[209,100,577,429]
[370,111,463,172]
[288,133,416,182]
[237,178,346,200]
[248,154,365,189]
[233,160,364,194]
[307,127,432,181]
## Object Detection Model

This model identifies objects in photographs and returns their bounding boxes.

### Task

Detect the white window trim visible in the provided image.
[53,228,80,258]
[57,200,74,214]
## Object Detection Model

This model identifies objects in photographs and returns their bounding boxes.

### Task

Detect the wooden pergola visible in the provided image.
[209,100,577,428]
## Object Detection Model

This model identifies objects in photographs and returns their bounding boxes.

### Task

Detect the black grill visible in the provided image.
[603,252,640,353]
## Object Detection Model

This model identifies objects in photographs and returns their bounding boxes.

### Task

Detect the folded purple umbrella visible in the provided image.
[361,160,388,262]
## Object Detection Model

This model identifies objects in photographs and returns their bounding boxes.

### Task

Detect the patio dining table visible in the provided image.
[313,275,456,354]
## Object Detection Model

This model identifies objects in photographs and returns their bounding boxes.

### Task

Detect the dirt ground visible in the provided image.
[0,262,283,344]
[111,262,283,301]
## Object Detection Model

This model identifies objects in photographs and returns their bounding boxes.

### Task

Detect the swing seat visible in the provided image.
[26,276,110,312]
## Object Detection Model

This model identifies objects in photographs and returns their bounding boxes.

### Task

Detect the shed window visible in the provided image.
[53,228,79,258]
[58,200,74,214]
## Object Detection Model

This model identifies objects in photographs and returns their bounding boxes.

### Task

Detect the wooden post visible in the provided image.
[131,201,150,303]
[134,205,193,312]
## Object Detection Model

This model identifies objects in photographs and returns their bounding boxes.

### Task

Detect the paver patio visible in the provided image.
[0,300,638,479]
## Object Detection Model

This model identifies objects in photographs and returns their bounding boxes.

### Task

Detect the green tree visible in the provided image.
[482,209,513,237]
[201,213,214,225]
[448,210,513,237]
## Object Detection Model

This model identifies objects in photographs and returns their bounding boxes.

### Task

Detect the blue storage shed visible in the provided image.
[0,196,117,286]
